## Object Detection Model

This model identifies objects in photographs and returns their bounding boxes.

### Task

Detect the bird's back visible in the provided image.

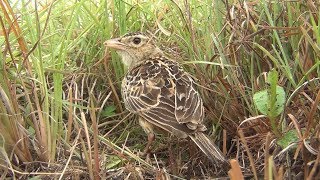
[122,56,206,138]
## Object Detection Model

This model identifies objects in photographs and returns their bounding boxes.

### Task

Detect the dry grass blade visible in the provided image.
[0,0,319,178]
[0,0,50,162]
[264,132,271,179]
[0,79,32,162]
[269,156,278,179]
[287,114,303,140]
[223,129,227,155]
[304,89,320,138]
[66,84,74,143]
[307,146,320,180]
[103,53,123,113]
[0,0,27,53]
[0,163,81,176]
[89,96,101,180]
[81,112,94,179]
[238,129,258,180]
[103,112,132,137]
[59,129,81,180]
[0,142,15,178]
[287,114,303,160]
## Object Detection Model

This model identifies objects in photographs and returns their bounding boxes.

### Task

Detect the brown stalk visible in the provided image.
[238,129,258,180]
[304,89,320,138]
[307,146,320,180]
[0,85,32,162]
[59,129,81,180]
[66,83,74,143]
[270,156,278,179]
[90,96,101,180]
[80,112,94,180]
[264,132,271,180]
[223,129,227,155]
[0,15,32,162]
[306,0,318,22]
[0,163,83,176]
[0,0,27,53]
[288,114,303,139]
[287,114,303,160]
[103,112,132,137]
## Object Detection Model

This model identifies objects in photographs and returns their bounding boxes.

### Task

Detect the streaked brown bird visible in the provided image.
[104,32,228,165]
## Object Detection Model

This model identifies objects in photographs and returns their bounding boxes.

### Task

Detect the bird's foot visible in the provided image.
[143,132,155,154]
[137,133,155,163]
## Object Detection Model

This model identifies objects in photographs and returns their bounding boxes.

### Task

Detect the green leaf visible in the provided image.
[105,155,122,169]
[277,130,299,149]
[267,69,282,118]
[253,85,285,117]
[267,68,278,85]
[253,89,269,115]
[273,85,285,117]
[101,105,116,118]
[27,126,35,135]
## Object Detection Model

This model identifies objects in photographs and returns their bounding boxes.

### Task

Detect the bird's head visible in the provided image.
[104,32,162,67]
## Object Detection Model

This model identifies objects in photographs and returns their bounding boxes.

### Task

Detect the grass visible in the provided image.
[0,0,319,179]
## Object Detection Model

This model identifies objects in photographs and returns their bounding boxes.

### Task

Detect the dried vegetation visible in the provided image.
[0,0,319,179]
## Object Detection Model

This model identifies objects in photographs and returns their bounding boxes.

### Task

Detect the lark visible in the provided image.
[104,32,228,165]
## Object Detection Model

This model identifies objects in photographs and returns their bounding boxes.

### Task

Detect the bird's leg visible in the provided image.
[143,132,155,155]
[138,117,155,156]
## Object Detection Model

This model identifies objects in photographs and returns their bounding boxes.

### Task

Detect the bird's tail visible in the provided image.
[189,132,229,166]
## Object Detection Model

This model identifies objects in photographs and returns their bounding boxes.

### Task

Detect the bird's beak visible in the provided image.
[104,38,125,50]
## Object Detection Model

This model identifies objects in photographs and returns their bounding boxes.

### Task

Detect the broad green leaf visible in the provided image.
[277,130,299,149]
[253,89,269,115]
[253,85,285,117]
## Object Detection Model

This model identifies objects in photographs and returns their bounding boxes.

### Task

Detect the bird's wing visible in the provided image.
[122,57,205,137]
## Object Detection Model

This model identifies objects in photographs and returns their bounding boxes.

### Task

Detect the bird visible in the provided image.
[104,32,228,165]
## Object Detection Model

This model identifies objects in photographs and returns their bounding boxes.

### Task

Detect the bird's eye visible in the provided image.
[132,37,141,45]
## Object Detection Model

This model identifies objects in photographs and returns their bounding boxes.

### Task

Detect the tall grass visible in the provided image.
[0,0,319,179]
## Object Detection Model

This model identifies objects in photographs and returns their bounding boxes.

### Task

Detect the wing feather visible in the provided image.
[122,57,205,136]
